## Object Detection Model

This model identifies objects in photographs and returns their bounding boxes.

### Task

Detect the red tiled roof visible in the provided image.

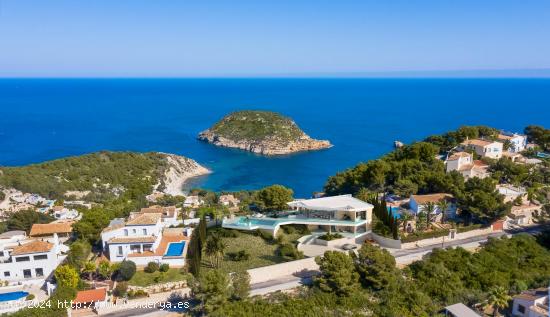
[30,223,72,236]
[74,288,107,304]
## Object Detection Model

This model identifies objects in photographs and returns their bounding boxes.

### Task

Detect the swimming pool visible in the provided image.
[387,207,402,219]
[165,242,185,257]
[0,291,29,302]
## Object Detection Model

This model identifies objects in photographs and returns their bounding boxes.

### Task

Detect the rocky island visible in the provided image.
[198,110,332,155]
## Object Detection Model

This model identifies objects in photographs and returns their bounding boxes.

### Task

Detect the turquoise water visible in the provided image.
[1,79,549,197]
[388,207,402,219]
[0,291,28,302]
[227,215,367,229]
[165,242,185,256]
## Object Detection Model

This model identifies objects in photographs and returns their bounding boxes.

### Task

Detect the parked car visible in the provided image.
[342,243,357,250]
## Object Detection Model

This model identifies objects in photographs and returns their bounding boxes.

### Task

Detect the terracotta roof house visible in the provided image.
[409,193,457,220]
[460,139,504,159]
[29,222,73,238]
[100,210,188,267]
[219,194,240,207]
[0,234,65,287]
[445,152,489,179]
[138,205,179,226]
[497,132,527,153]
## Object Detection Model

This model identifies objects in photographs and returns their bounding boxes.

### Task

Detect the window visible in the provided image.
[0,251,4,257]
[117,246,123,256]
[124,229,128,236]
[23,269,31,278]
[132,229,136,234]
[142,229,147,235]
[130,245,141,253]
[4,272,9,277]
[35,268,44,277]
[518,305,525,314]
[143,244,153,252]
[15,256,30,262]
[34,254,48,261]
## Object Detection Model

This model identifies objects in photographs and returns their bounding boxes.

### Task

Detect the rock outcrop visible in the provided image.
[157,153,211,196]
[198,111,332,155]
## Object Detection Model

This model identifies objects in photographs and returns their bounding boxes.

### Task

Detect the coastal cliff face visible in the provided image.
[198,111,332,155]
[158,153,211,196]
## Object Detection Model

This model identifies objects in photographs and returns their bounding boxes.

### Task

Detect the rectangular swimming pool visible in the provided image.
[0,291,28,302]
[165,241,185,257]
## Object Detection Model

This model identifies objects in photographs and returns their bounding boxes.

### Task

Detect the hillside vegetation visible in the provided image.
[209,111,305,142]
[0,151,167,202]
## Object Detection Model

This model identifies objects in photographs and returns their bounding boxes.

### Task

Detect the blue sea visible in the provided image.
[1,79,549,197]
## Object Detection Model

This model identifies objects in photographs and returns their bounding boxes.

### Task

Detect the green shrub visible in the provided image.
[317,232,344,241]
[159,263,170,272]
[145,262,160,273]
[128,289,148,299]
[255,229,273,241]
[401,229,450,243]
[217,228,238,238]
[117,260,136,281]
[456,224,484,233]
[114,282,128,297]
[25,294,35,301]
[278,243,304,260]
[228,250,251,262]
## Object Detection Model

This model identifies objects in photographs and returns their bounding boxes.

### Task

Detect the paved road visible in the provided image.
[249,224,548,294]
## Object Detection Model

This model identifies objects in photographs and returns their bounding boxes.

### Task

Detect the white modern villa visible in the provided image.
[100,206,188,267]
[0,231,67,286]
[222,194,373,236]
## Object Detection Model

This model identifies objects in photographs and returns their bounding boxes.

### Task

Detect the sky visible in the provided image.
[0,0,550,77]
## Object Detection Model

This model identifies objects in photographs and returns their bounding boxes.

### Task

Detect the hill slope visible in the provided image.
[0,151,209,201]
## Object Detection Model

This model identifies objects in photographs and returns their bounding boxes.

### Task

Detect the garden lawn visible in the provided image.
[128,268,187,287]
[204,229,290,274]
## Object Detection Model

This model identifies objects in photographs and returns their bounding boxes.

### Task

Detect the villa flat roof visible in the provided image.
[444,303,480,317]
[287,194,373,212]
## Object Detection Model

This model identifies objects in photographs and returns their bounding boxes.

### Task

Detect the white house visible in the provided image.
[512,288,549,317]
[409,193,457,220]
[52,206,80,220]
[498,132,528,153]
[184,195,204,208]
[0,231,66,286]
[223,194,373,236]
[460,139,504,159]
[100,213,188,267]
[445,152,489,179]
[219,194,240,208]
[137,205,180,227]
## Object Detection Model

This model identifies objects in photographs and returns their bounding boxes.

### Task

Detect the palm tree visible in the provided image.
[424,202,436,226]
[487,286,511,317]
[83,261,96,281]
[437,199,450,223]
[400,213,413,232]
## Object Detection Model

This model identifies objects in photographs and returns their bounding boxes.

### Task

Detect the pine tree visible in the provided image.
[199,216,207,244]
[392,220,399,240]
